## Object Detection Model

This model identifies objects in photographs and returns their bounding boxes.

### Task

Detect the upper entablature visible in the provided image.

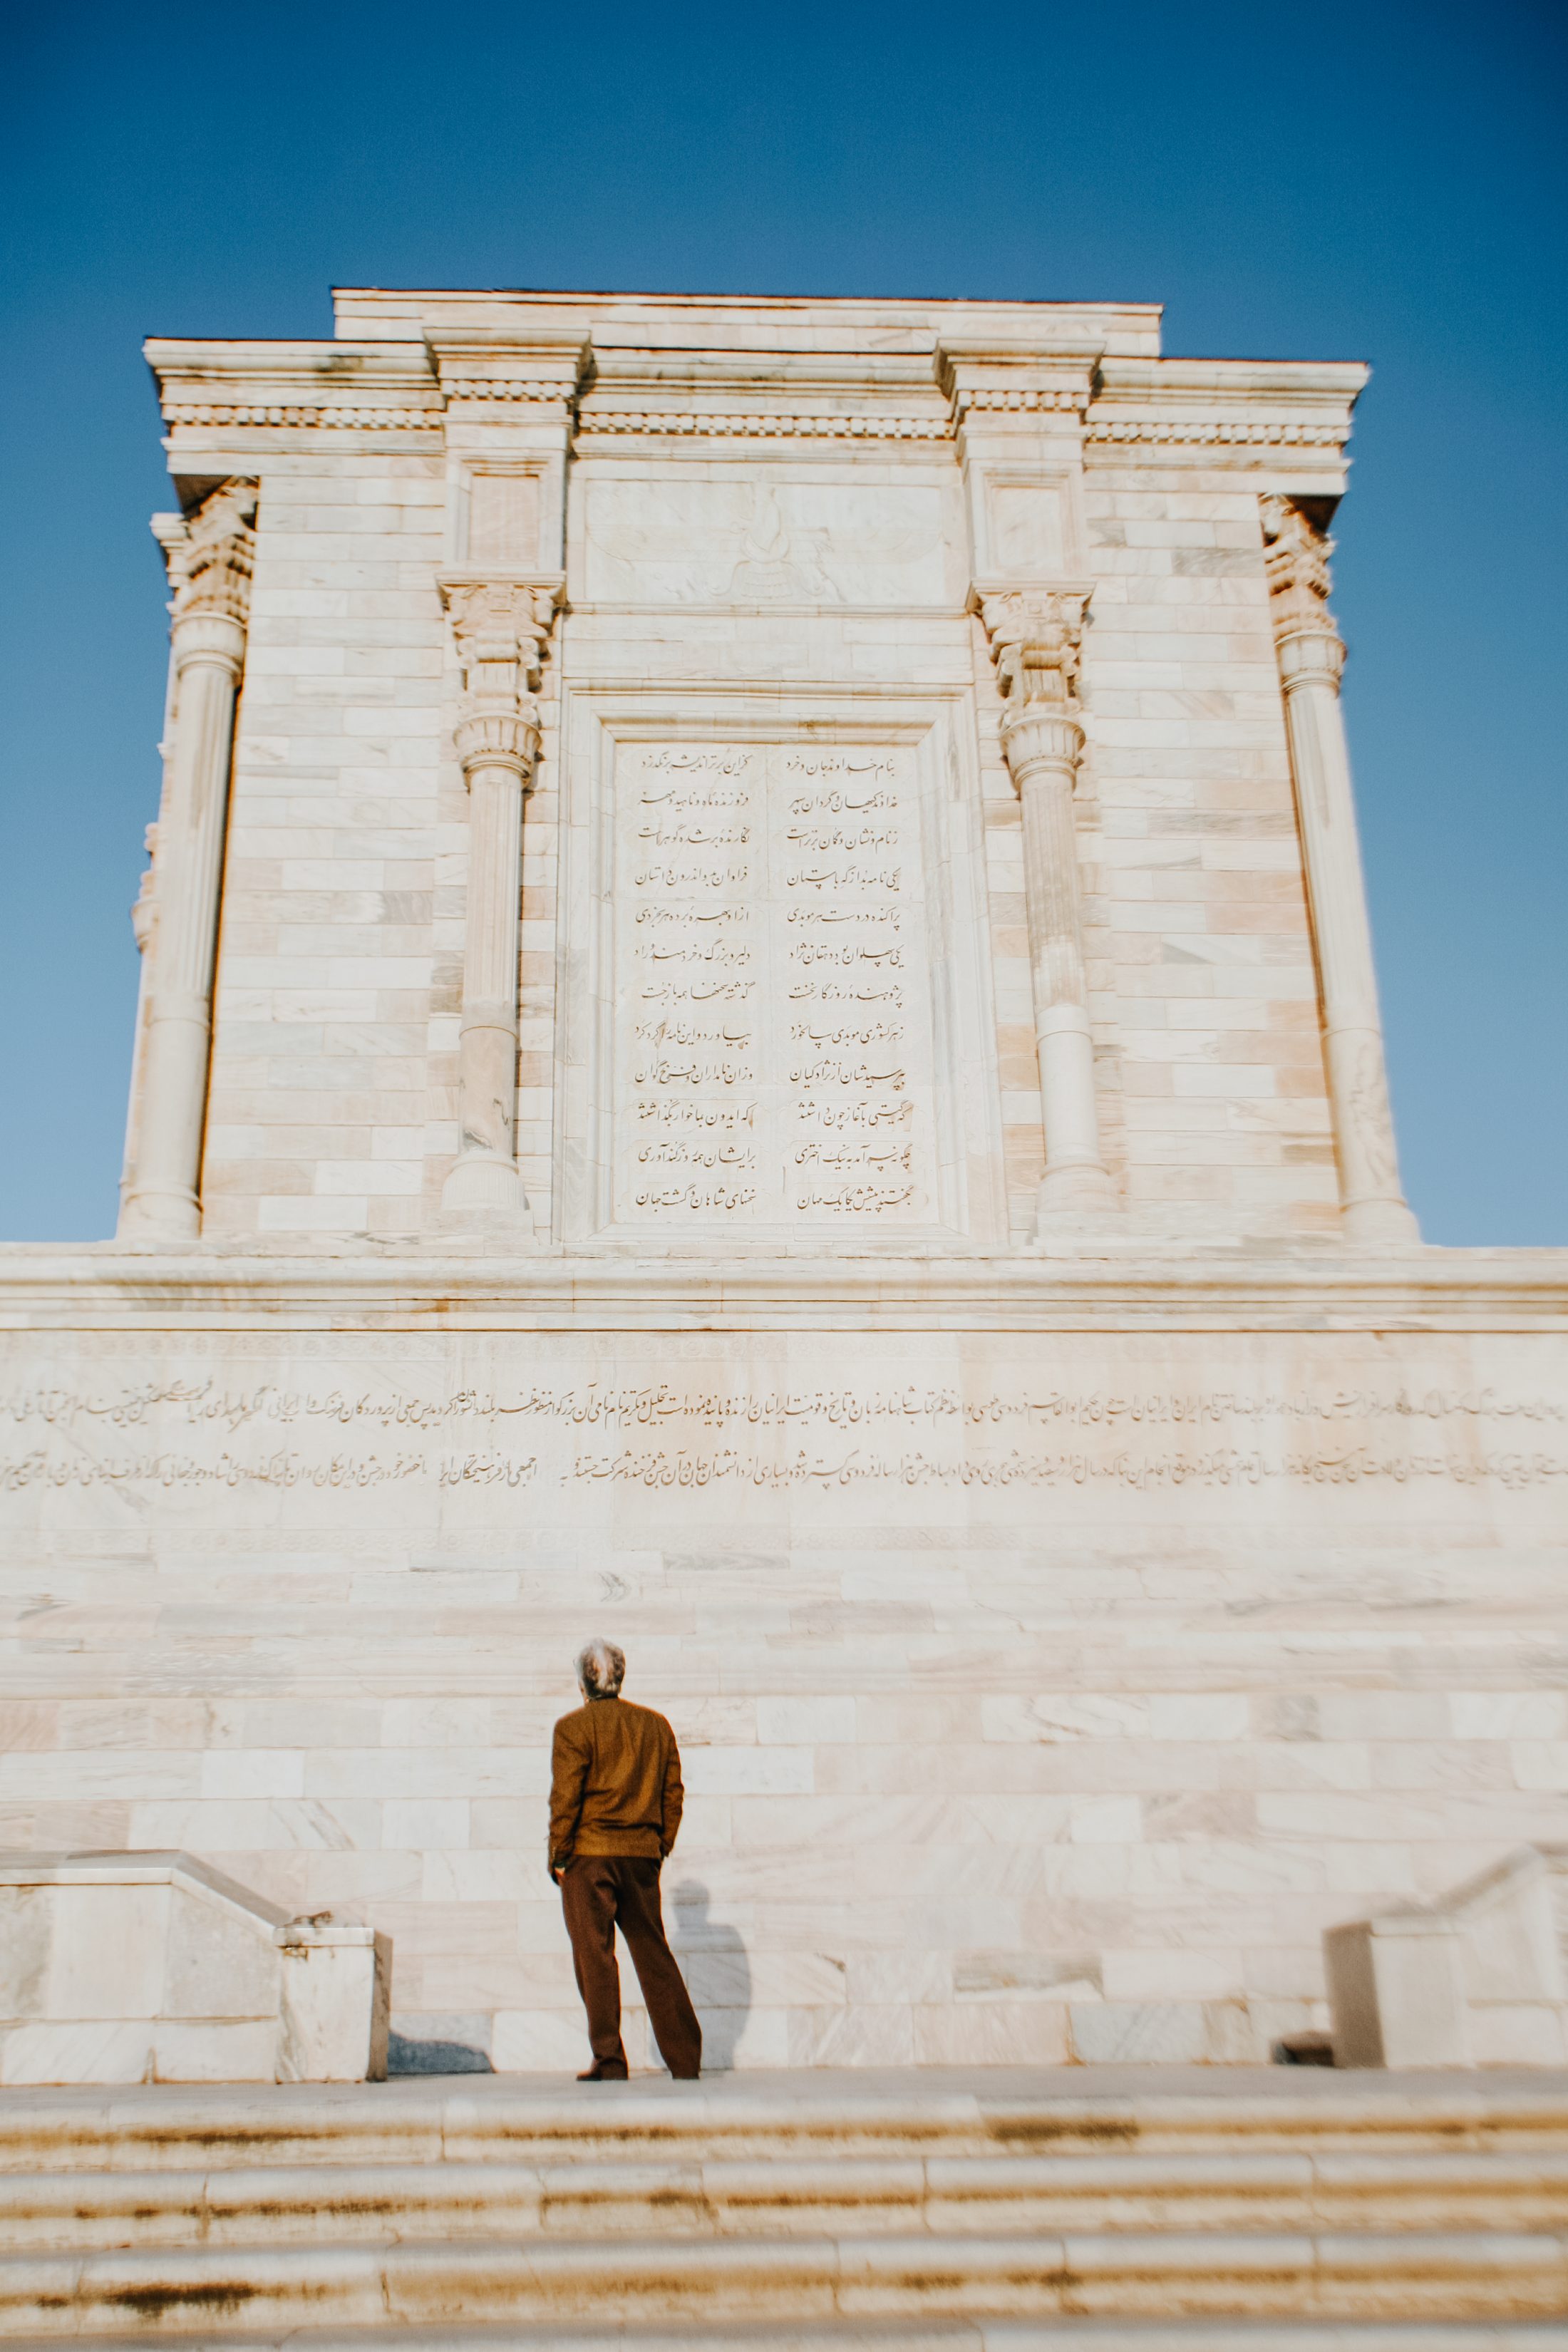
[145,339,445,443]
[1085,357,1370,497]
[329,286,1167,360]
[143,301,1370,497]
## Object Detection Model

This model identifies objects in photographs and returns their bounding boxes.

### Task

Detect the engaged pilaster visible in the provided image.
[974,587,1118,1219]
[1262,497,1418,1244]
[438,572,563,1217]
[119,479,257,1240]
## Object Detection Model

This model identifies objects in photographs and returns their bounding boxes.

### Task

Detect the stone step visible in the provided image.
[8,2074,1568,2174]
[7,2150,1568,2250]
[1,2323,1564,2351]
[6,2075,1567,2338]
[1,2227,1566,2335]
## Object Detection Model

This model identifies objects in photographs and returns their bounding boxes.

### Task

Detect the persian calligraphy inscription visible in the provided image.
[614,742,939,1232]
[4,1347,1566,1526]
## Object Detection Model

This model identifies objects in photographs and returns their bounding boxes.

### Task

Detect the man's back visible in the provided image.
[550,1695,684,1866]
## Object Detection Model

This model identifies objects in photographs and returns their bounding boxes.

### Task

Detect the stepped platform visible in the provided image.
[3,2065,1568,2344]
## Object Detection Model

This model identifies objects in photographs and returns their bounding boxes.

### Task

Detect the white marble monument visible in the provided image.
[2,288,1564,2075]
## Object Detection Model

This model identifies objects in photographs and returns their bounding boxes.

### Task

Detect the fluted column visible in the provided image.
[1262,497,1418,1244]
[438,574,562,1216]
[974,588,1117,1219]
[119,480,256,1239]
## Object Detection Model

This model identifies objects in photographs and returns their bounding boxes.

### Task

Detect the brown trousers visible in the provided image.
[559,1855,702,2078]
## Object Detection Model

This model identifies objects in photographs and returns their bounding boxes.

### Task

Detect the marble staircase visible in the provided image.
[1,2067,1567,2345]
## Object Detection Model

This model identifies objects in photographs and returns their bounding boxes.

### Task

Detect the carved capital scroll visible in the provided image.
[971,586,1088,715]
[173,479,258,630]
[1261,495,1343,669]
[439,574,562,693]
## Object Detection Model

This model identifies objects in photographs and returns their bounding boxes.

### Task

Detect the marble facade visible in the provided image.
[3,289,1564,2072]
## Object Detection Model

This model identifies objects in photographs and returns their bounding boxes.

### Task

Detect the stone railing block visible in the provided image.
[1326,1845,1568,2069]
[275,1913,392,2083]
[0,1852,391,2085]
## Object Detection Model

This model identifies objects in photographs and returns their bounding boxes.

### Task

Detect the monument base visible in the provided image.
[1,1243,1564,2074]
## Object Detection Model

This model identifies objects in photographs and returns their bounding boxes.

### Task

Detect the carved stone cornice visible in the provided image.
[1261,495,1345,676]
[938,344,1099,437]
[148,342,445,442]
[426,334,587,419]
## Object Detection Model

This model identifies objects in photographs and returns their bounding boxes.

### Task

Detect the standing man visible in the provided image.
[549,1639,703,2082]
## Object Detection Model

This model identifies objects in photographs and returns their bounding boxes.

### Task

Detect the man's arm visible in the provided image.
[548,1716,589,1882]
[659,1723,685,1859]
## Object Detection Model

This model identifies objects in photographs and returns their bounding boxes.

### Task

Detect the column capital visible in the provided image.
[999,704,1085,791]
[1261,493,1344,681]
[453,703,542,781]
[170,478,258,631]
[971,582,1090,699]
[970,584,1091,795]
[438,572,564,695]
[440,573,562,791]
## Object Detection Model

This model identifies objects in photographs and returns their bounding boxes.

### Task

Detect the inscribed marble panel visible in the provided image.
[581,478,952,607]
[614,741,937,1237]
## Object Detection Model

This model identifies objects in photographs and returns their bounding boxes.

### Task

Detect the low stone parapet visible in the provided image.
[0,1850,391,2084]
[1326,1843,1568,2067]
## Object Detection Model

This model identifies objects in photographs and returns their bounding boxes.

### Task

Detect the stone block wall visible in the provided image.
[1,1299,1563,2070]
[202,452,447,1240]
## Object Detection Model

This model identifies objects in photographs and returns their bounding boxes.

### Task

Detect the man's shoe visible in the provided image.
[577,2059,629,2081]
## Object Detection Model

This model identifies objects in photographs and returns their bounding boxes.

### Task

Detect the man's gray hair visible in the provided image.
[577,1638,626,1697]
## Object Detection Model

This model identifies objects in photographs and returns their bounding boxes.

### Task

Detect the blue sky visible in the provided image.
[1,0,1563,1244]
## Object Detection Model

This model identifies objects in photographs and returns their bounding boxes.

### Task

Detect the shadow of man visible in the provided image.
[671,1881,752,2071]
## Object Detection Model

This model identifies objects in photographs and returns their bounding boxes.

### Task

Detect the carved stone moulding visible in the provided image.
[161,402,444,432]
[440,381,579,406]
[1083,417,1346,447]
[960,386,1088,415]
[573,407,951,442]
[937,342,1099,428]
[147,340,450,445]
[1082,358,1363,472]
[425,331,587,411]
